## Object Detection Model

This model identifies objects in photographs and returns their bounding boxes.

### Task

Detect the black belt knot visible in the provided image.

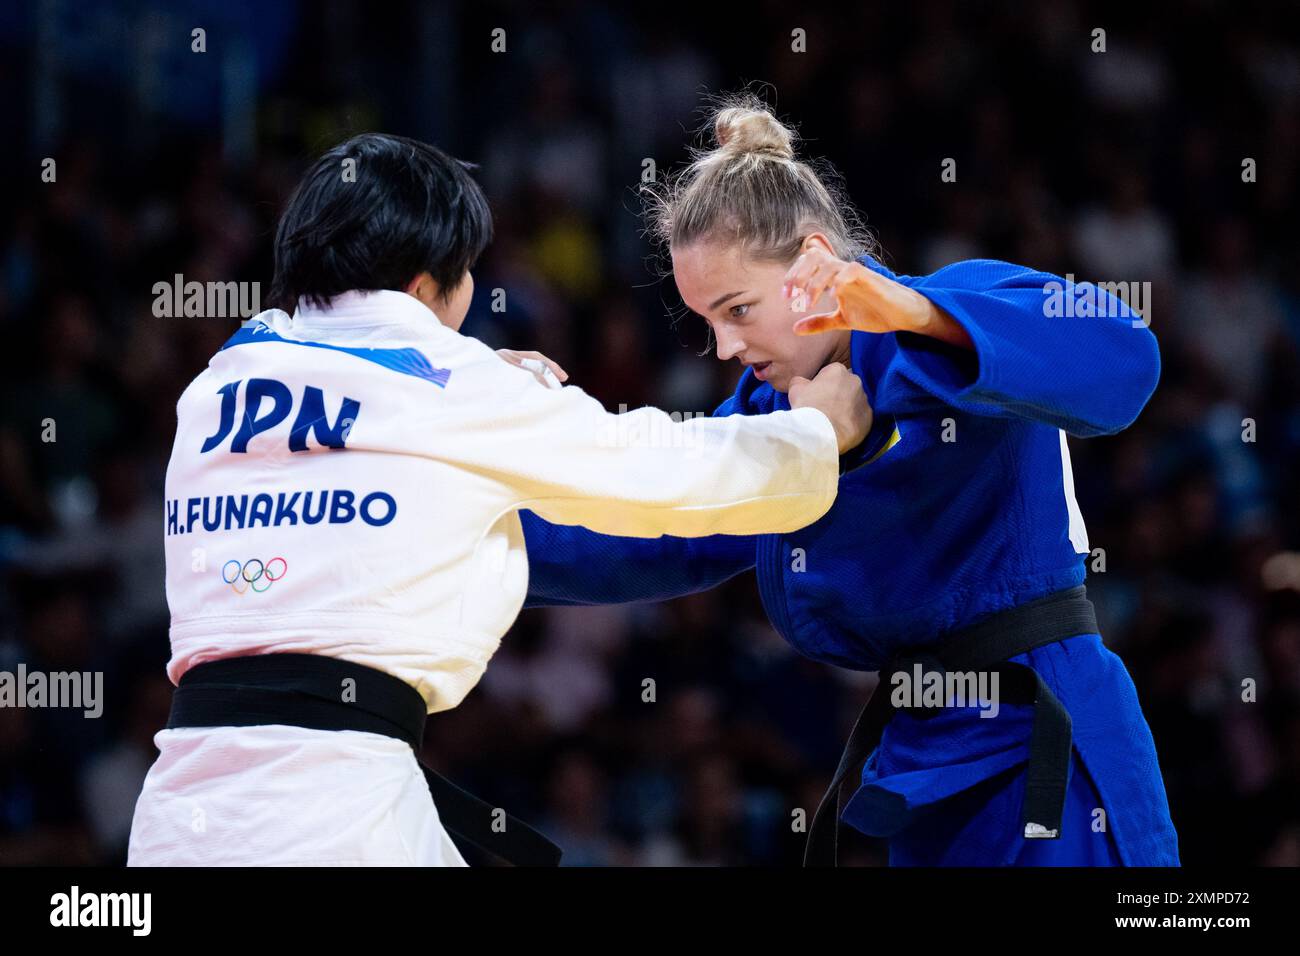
[804,585,1099,866]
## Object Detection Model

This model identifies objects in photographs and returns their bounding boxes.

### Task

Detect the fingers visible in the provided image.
[792,309,849,336]
[802,262,845,315]
[783,248,833,296]
[810,361,847,381]
[782,248,841,313]
[496,349,570,383]
[513,350,569,382]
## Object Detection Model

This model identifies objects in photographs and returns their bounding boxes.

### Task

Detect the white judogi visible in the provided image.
[127,289,840,866]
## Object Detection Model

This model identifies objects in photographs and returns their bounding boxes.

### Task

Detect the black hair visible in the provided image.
[269,133,492,310]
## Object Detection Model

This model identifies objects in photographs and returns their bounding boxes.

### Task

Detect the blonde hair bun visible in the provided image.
[642,89,875,266]
[713,105,795,160]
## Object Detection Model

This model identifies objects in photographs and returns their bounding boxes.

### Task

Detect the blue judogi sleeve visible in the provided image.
[521,390,766,608]
[866,258,1160,437]
[520,509,757,607]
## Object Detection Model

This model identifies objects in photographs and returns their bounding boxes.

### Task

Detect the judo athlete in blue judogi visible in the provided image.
[519,99,1180,866]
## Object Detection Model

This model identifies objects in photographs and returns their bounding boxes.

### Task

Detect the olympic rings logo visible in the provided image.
[221,557,288,594]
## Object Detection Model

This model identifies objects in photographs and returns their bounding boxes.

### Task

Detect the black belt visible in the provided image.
[167,652,563,867]
[803,585,1098,866]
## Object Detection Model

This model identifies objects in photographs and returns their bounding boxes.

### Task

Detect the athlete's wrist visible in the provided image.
[894,292,973,350]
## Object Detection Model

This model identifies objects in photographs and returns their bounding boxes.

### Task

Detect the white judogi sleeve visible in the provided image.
[159,292,845,714]
[413,350,841,538]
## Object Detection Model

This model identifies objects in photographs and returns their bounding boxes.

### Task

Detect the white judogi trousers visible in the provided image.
[127,724,467,866]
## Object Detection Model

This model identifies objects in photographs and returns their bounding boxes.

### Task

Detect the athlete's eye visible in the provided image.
[729,303,750,319]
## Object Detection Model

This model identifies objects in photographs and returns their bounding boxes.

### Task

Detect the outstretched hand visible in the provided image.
[784,247,972,349]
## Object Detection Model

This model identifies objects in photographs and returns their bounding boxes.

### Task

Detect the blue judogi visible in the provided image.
[521,257,1180,866]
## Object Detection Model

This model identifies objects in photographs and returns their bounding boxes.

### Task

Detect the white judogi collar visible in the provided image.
[291,289,445,332]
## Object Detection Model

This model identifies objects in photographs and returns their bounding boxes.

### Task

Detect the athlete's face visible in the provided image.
[672,239,850,393]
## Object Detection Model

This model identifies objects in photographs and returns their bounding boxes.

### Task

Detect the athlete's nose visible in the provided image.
[715,328,746,362]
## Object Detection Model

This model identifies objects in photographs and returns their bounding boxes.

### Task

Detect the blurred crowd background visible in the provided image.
[2,0,1299,866]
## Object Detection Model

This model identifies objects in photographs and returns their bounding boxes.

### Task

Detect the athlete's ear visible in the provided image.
[799,233,836,257]
[403,271,442,313]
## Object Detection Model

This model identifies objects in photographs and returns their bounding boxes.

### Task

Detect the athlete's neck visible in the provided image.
[824,331,852,371]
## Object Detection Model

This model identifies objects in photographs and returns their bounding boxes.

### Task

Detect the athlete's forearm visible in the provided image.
[895,292,974,350]
[520,509,757,607]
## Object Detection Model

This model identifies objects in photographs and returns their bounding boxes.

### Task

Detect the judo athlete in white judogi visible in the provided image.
[126,133,869,866]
